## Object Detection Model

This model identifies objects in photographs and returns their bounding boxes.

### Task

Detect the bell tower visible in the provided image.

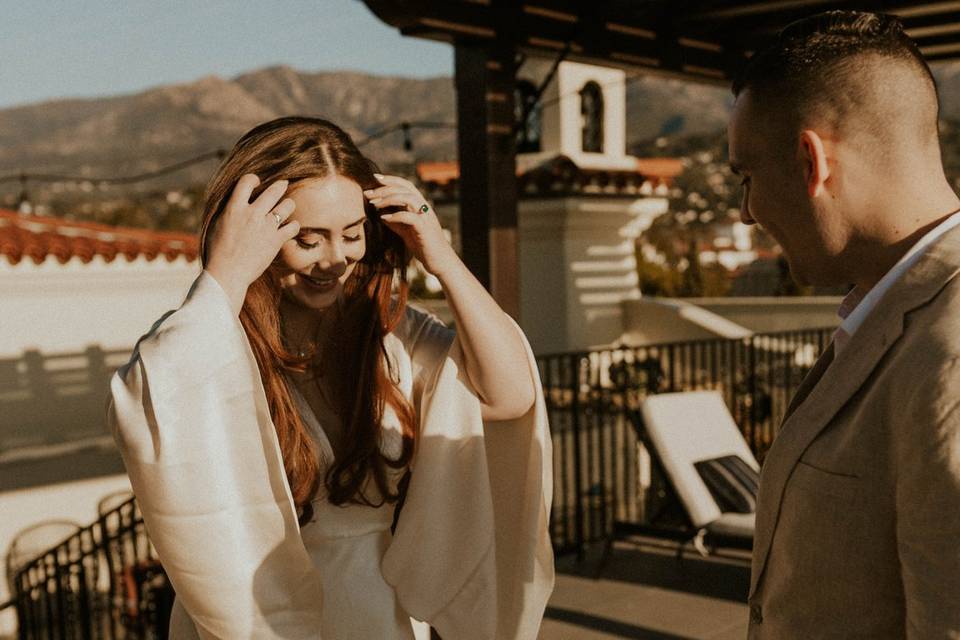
[515,60,639,171]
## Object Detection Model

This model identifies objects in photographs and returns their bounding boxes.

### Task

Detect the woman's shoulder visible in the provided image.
[393,301,455,357]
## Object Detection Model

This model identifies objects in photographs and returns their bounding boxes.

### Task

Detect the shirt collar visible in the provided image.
[837,210,960,345]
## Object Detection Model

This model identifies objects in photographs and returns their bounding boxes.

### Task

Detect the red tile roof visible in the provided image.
[416,161,461,187]
[0,209,199,266]
[415,160,528,186]
[417,155,684,187]
[634,158,684,179]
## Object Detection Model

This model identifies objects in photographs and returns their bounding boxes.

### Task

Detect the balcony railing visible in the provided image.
[5,497,172,640]
[537,327,832,556]
[4,327,833,638]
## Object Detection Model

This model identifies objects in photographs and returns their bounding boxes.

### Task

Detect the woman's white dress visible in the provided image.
[291,381,425,640]
[108,271,554,639]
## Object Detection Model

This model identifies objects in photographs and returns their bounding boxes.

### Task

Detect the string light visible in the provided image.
[0,149,227,188]
[355,120,455,149]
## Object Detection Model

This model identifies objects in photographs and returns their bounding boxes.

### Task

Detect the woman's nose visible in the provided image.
[317,240,346,272]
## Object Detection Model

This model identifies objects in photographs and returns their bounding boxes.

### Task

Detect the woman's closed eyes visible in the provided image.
[296,233,363,250]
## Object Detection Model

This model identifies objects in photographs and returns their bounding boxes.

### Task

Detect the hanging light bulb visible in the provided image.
[17,172,32,215]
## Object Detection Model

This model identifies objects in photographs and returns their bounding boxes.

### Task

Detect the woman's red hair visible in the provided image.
[198,117,416,525]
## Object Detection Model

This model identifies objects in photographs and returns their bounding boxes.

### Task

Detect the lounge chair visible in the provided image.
[599,390,757,572]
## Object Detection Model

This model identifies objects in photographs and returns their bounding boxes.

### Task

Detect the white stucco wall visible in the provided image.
[0,256,200,635]
[520,196,669,354]
[680,297,842,333]
[620,298,753,345]
[620,296,842,346]
[0,255,200,357]
[0,255,200,452]
[437,195,669,354]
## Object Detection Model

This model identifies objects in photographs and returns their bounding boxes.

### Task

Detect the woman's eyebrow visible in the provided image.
[299,216,366,233]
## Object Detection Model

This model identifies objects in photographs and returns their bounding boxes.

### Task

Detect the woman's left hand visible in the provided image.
[366,177,535,420]
[364,174,458,277]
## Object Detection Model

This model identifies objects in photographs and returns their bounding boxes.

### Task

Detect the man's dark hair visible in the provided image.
[732,11,939,145]
[733,11,934,97]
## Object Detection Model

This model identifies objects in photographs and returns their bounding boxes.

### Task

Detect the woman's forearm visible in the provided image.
[362,173,537,419]
[433,256,536,421]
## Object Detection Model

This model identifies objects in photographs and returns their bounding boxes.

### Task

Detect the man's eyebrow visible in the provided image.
[299,216,366,233]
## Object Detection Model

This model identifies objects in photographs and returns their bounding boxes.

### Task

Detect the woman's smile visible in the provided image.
[299,271,340,292]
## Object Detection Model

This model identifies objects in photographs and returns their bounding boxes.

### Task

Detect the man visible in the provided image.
[728,10,960,638]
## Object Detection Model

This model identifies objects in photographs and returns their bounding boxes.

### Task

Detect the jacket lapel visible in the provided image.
[750,226,960,598]
[780,341,835,426]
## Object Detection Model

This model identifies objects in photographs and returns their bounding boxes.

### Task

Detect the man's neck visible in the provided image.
[850,195,960,291]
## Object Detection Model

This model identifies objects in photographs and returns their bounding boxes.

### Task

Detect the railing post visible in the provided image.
[747,336,758,447]
[569,353,585,560]
[667,344,676,392]
[97,509,120,640]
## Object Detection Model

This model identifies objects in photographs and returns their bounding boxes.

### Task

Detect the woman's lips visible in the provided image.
[299,272,339,293]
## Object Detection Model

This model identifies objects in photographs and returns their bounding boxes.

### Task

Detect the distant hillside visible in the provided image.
[0,67,457,189]
[625,74,732,140]
[0,65,733,190]
[2,61,960,192]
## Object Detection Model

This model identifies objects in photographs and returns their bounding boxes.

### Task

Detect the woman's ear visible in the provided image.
[799,129,831,198]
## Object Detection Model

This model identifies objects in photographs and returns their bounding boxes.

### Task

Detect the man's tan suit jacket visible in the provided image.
[749,224,960,639]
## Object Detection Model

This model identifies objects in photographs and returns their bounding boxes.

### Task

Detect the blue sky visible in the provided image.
[0,0,452,108]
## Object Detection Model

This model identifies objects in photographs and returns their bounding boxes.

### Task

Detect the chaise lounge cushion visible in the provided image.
[694,455,759,514]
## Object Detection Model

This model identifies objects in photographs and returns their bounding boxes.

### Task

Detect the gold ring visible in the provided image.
[272,211,282,227]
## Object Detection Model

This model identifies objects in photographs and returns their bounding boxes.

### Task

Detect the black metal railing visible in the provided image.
[537,327,832,556]
[6,326,832,636]
[7,497,173,639]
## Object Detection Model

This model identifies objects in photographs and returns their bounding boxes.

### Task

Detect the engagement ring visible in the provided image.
[272,211,282,227]
[419,203,430,214]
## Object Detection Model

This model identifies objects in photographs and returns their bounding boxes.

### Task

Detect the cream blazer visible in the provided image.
[107,271,554,639]
[749,224,960,638]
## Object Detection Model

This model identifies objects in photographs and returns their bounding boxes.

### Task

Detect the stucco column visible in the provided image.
[518,195,667,353]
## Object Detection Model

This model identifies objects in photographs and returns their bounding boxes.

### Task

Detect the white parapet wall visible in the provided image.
[678,296,843,334]
[620,297,753,346]
[1,255,200,455]
[620,296,842,346]
[0,254,200,357]
[0,255,200,635]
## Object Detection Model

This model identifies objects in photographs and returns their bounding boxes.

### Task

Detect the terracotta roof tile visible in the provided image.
[0,209,199,266]
[416,154,684,187]
[416,161,461,186]
[634,158,684,179]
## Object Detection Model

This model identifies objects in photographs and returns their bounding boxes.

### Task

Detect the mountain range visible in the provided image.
[3,62,960,191]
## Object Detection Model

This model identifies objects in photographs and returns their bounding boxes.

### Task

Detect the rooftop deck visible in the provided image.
[543,540,749,639]
[5,327,828,638]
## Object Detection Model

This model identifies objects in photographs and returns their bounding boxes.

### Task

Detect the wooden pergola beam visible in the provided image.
[360,0,960,312]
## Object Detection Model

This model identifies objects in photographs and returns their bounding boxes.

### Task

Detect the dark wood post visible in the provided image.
[454,43,520,319]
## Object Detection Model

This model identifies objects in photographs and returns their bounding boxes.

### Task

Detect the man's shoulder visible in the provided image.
[901,270,960,358]
[882,275,960,428]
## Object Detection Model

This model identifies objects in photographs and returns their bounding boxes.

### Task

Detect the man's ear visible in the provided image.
[799,129,831,198]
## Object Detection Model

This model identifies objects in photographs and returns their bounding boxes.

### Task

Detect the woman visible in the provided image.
[107,117,554,639]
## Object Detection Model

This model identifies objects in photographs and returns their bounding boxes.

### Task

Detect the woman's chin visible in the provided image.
[287,283,341,310]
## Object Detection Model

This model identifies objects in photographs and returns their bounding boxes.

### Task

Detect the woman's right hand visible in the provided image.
[205,174,300,315]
